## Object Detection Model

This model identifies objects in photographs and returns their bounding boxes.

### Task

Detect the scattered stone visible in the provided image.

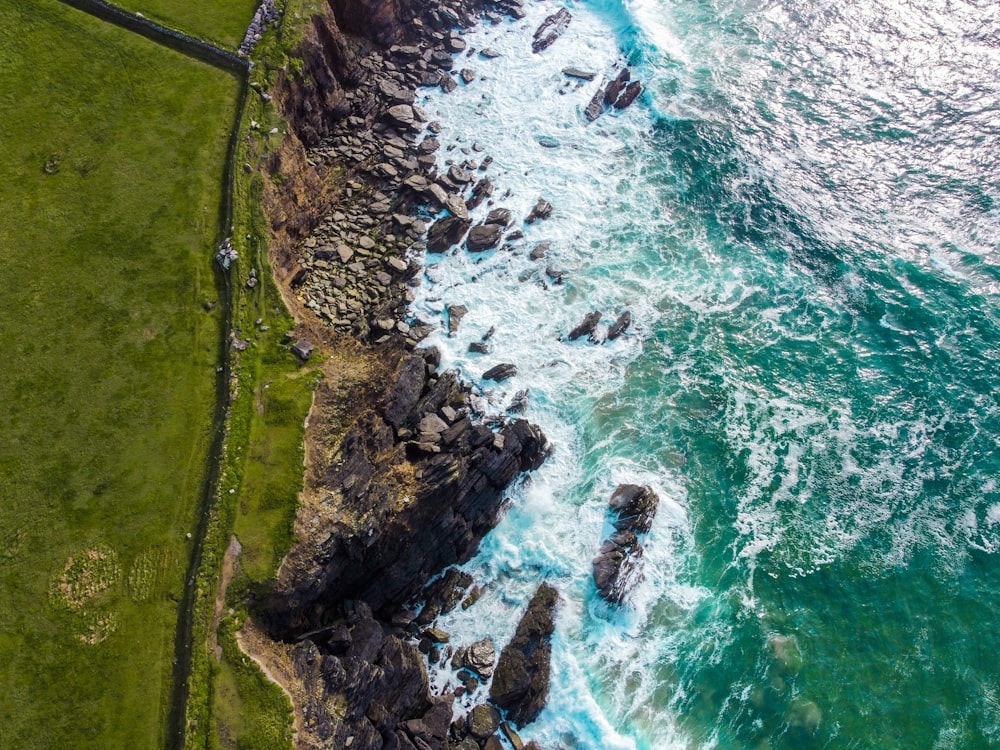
[530,242,549,260]
[484,208,512,227]
[460,68,476,84]
[480,47,501,59]
[468,341,491,354]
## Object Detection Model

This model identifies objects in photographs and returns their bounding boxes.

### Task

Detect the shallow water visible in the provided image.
[409,0,1000,746]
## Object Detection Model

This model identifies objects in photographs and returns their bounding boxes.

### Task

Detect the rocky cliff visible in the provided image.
[248,1,557,748]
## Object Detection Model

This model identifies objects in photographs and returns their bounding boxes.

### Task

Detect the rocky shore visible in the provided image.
[241,0,621,747]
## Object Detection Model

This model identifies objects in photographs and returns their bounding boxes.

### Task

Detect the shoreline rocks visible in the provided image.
[592,484,659,604]
[489,583,560,727]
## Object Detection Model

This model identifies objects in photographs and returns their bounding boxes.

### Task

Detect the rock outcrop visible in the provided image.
[490,583,560,727]
[268,350,548,634]
[592,484,659,604]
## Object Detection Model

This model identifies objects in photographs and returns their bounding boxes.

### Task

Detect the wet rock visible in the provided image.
[607,310,632,340]
[464,637,496,677]
[485,207,513,227]
[529,242,549,260]
[427,216,472,253]
[490,583,560,727]
[604,69,631,105]
[468,341,491,354]
[532,8,572,53]
[585,85,605,121]
[460,68,476,84]
[467,223,503,252]
[592,529,644,604]
[447,304,468,335]
[614,81,642,109]
[483,363,517,382]
[507,389,529,413]
[525,199,553,223]
[567,311,601,341]
[480,47,501,59]
[609,484,659,534]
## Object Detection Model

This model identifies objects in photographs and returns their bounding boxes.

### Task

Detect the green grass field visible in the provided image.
[0,1,239,747]
[113,0,261,49]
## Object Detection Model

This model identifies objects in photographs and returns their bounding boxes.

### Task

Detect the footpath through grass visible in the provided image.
[0,1,238,747]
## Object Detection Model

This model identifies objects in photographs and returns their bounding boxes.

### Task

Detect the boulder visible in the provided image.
[525,198,553,223]
[607,310,631,340]
[592,529,644,604]
[464,637,496,677]
[447,304,468,335]
[532,8,572,53]
[584,85,605,121]
[467,223,503,252]
[385,104,418,130]
[604,69,631,106]
[614,81,642,109]
[609,484,659,534]
[567,311,601,341]
[483,363,517,382]
[562,67,596,81]
[467,703,502,739]
[485,207,513,227]
[427,216,472,253]
[490,583,560,726]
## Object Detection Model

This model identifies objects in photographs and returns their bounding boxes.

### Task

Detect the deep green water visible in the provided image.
[414,0,1000,746]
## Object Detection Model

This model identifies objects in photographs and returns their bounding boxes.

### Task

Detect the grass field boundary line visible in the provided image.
[57,0,250,73]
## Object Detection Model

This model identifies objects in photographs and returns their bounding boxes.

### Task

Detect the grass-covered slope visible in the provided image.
[0,2,238,747]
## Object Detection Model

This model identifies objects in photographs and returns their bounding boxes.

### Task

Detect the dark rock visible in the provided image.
[445,35,467,54]
[484,207,513,227]
[467,223,503,252]
[584,85,605,121]
[441,73,459,93]
[480,47,501,59]
[532,8,572,53]
[507,389,529,413]
[501,722,526,750]
[467,703,502,739]
[614,81,642,109]
[609,483,659,534]
[490,583,560,727]
[525,199,553,223]
[418,136,440,154]
[607,310,632,340]
[427,216,472,253]
[383,355,428,429]
[468,341,491,354]
[386,104,418,131]
[592,529,644,604]
[604,69,631,105]
[466,177,494,209]
[567,311,601,341]
[483,363,517,382]
[529,242,549,261]
[460,68,476,84]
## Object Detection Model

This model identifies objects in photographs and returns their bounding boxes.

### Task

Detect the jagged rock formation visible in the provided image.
[489,583,560,727]
[592,484,659,603]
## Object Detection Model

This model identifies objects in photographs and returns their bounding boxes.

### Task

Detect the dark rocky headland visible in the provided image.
[244,0,575,747]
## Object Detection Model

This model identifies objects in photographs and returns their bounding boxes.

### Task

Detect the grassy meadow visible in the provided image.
[0,1,240,747]
[114,0,261,49]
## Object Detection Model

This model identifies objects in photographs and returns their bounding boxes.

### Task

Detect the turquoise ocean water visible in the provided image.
[409,0,1000,746]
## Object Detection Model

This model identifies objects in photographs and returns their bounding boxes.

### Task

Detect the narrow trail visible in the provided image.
[55,1,252,748]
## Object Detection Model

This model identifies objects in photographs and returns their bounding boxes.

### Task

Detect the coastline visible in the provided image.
[236,1,560,748]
